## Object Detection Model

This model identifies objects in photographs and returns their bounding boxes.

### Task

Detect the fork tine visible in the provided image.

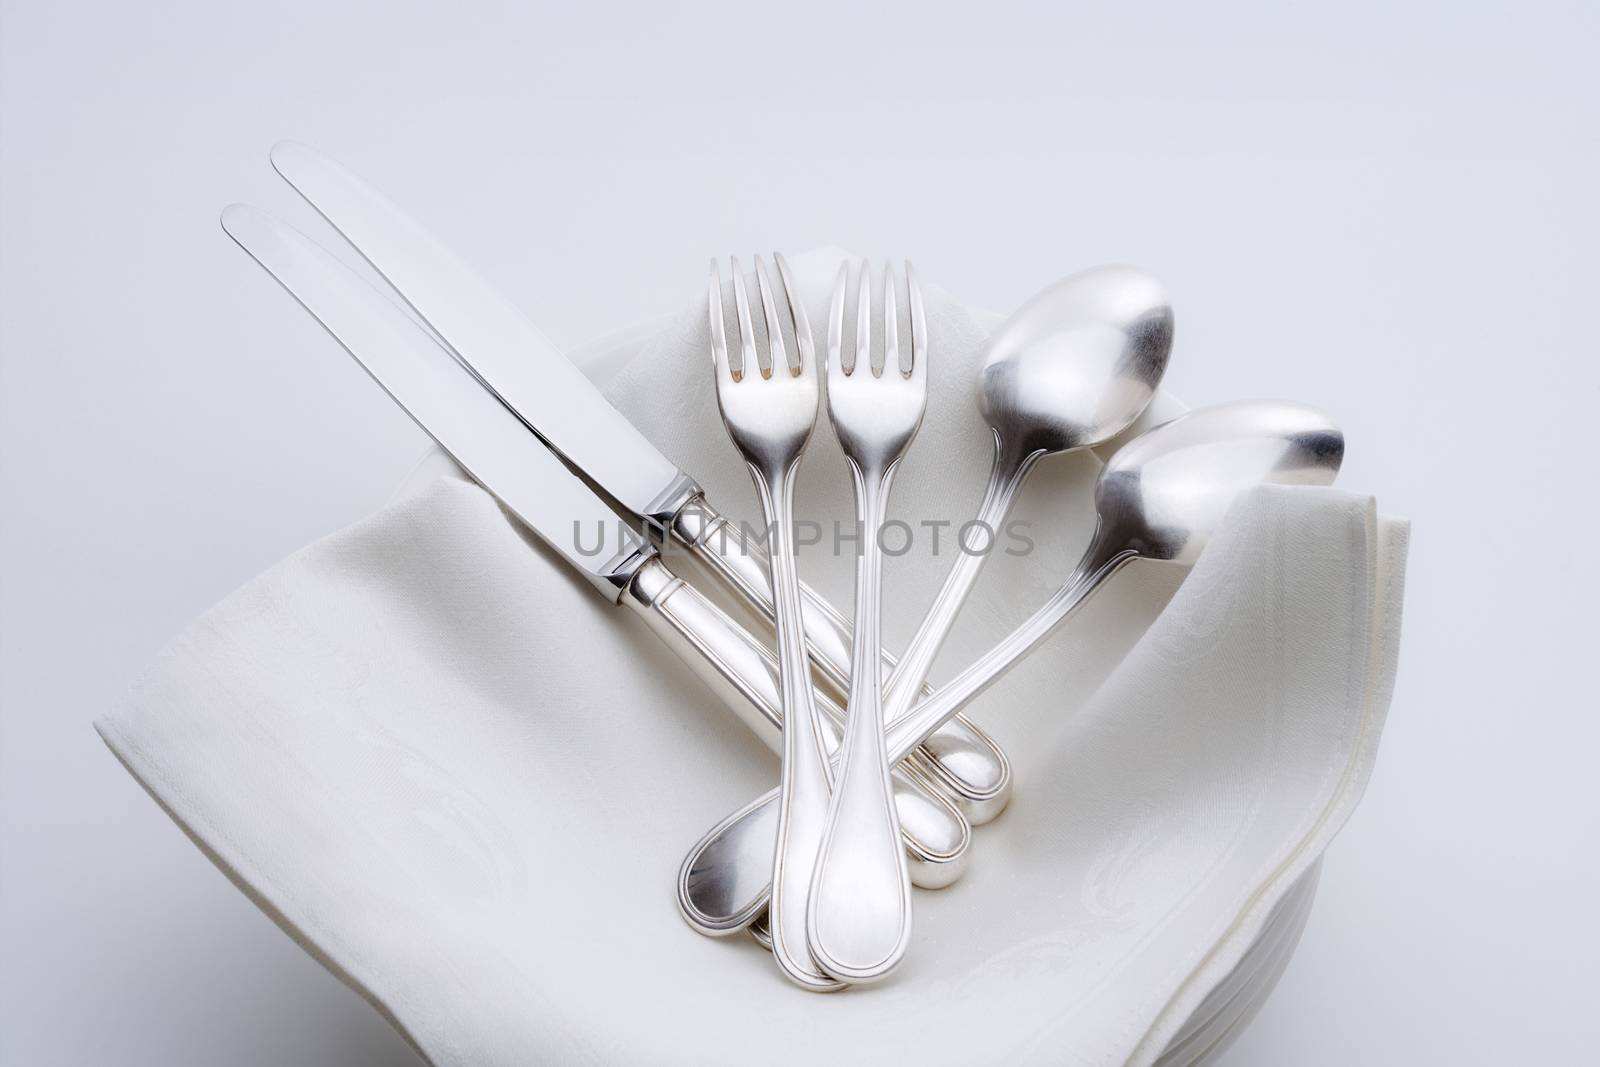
[855,259,873,377]
[825,262,849,382]
[882,262,900,379]
[729,256,757,382]
[907,260,927,384]
[708,259,733,382]
[753,255,790,378]
[773,253,814,380]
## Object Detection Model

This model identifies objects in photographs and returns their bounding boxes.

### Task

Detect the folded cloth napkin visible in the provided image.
[98,250,1407,1066]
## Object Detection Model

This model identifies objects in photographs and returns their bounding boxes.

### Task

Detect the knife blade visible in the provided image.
[268,141,700,527]
[221,205,649,598]
[264,143,1014,824]
[220,203,972,897]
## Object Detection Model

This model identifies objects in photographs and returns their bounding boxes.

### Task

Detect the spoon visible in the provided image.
[678,400,1345,934]
[877,264,1173,732]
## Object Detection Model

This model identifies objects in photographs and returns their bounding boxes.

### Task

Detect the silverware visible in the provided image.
[806,263,925,984]
[218,205,969,910]
[267,142,1011,827]
[707,254,835,990]
[874,264,1173,730]
[678,264,1172,936]
[678,400,1345,933]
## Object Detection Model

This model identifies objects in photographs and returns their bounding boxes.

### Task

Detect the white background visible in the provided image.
[2,1,1596,1063]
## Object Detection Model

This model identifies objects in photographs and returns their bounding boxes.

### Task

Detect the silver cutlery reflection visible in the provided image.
[678,264,1171,937]
[707,254,834,991]
[219,206,970,920]
[874,265,1173,732]
[268,142,1011,827]
[678,400,1345,933]
[807,263,925,984]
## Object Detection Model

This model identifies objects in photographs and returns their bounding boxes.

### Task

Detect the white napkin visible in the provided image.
[97,251,1407,1066]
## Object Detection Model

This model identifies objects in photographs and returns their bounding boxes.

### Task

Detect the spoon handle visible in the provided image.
[808,464,913,983]
[885,550,1134,763]
[881,442,1039,724]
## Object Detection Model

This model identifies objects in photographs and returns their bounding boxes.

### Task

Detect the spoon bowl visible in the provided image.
[1090,399,1345,568]
[978,264,1173,462]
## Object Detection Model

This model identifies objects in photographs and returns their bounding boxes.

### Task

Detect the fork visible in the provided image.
[709,254,839,990]
[806,262,925,983]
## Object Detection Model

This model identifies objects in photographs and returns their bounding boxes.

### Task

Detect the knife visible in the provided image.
[220,204,970,893]
[266,143,1010,825]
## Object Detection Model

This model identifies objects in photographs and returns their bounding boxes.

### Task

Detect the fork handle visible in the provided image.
[808,464,912,983]
[621,557,970,908]
[669,495,1012,824]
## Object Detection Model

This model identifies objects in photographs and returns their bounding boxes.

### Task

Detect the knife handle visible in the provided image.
[622,557,969,893]
[668,496,1011,824]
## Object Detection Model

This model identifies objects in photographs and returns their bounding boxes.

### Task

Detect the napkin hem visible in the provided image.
[1129,503,1410,1065]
